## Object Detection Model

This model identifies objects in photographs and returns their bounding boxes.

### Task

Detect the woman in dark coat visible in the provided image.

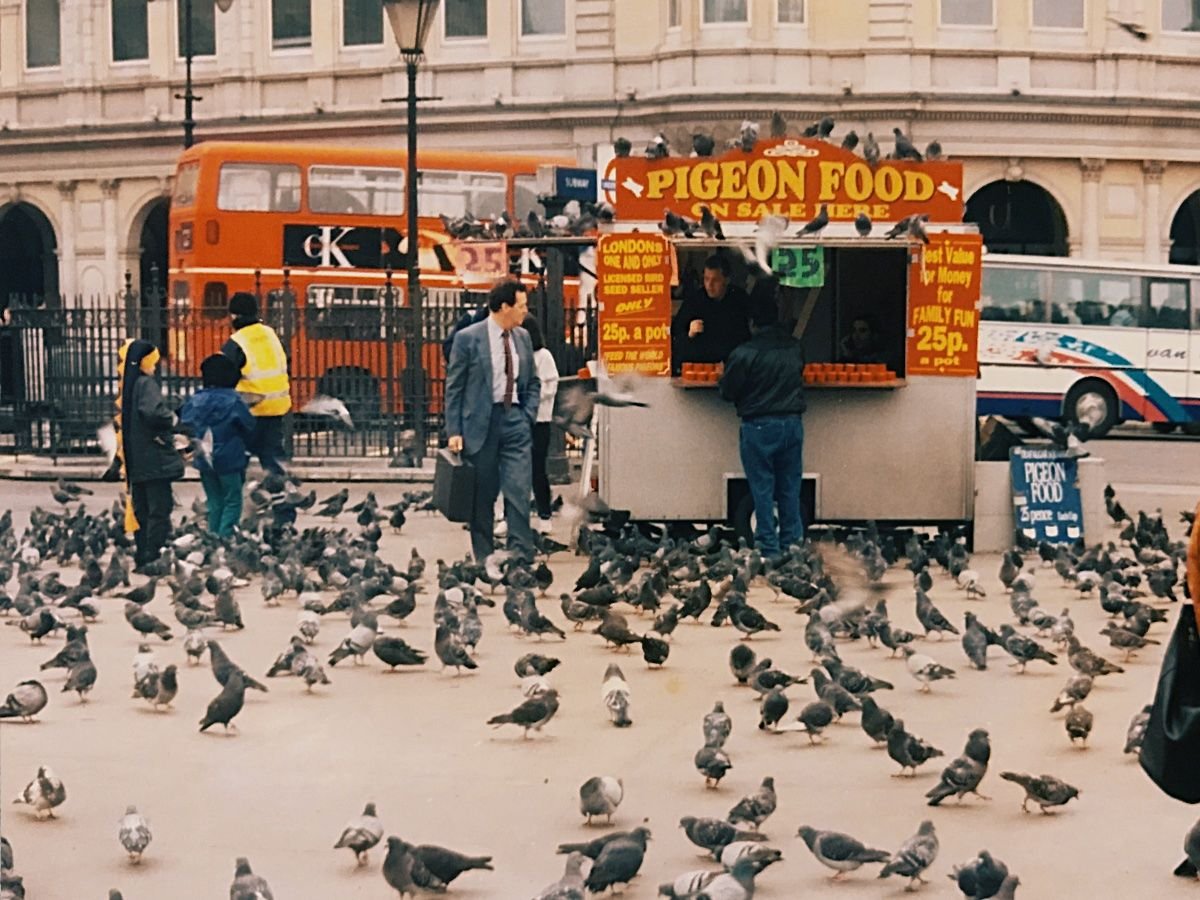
[121,339,184,571]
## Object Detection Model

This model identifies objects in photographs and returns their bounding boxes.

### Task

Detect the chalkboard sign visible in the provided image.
[1009,446,1083,544]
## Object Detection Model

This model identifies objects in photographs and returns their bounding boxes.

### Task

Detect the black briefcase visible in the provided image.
[433,449,475,523]
[1140,604,1200,803]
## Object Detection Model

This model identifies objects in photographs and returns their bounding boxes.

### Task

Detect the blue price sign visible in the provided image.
[1009,446,1083,544]
[771,246,825,288]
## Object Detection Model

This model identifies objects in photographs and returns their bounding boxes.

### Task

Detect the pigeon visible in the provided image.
[887,719,944,776]
[863,132,881,166]
[798,205,829,237]
[372,637,427,671]
[997,625,1058,673]
[147,664,178,710]
[726,776,777,831]
[229,856,274,900]
[892,128,923,161]
[1124,704,1152,755]
[198,670,245,735]
[602,663,632,727]
[118,805,152,863]
[902,648,956,692]
[795,826,890,880]
[411,844,493,886]
[999,772,1080,813]
[434,624,478,674]
[62,657,98,702]
[879,820,938,890]
[12,765,66,818]
[580,775,624,825]
[125,603,172,641]
[680,816,766,859]
[487,688,559,737]
[641,634,670,667]
[515,654,561,678]
[925,140,945,160]
[556,826,651,859]
[859,695,895,745]
[1066,636,1124,677]
[794,700,836,743]
[692,133,717,157]
[534,851,587,900]
[915,591,959,639]
[1050,673,1093,713]
[703,700,732,747]
[0,680,49,721]
[925,729,991,805]
[854,213,872,236]
[208,641,268,692]
[951,851,1009,899]
[1107,16,1150,40]
[334,802,383,866]
[584,827,650,894]
[1100,621,1160,660]
[758,688,789,732]
[382,837,422,896]
[612,137,632,158]
[1065,704,1094,746]
[1175,818,1200,878]
[301,395,354,428]
[695,743,734,788]
[841,130,859,151]
[328,616,379,667]
[183,629,206,665]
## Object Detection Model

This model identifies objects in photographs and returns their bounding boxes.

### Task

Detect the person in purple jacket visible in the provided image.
[179,354,255,537]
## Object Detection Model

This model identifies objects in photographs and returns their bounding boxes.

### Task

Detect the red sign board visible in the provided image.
[606,139,964,225]
[906,233,984,377]
[597,233,673,376]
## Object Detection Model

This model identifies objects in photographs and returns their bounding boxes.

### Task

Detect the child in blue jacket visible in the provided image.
[180,354,255,537]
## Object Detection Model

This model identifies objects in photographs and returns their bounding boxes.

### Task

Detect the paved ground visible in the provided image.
[1,478,1199,899]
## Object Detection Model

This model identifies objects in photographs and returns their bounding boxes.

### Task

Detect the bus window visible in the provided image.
[306,285,393,341]
[1148,280,1189,330]
[173,162,199,207]
[202,281,228,320]
[515,174,540,222]
[417,170,507,219]
[309,165,405,216]
[217,163,301,212]
[979,266,1047,323]
[1046,270,1138,327]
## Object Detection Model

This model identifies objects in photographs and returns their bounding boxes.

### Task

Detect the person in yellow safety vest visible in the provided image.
[221,291,291,475]
[107,338,140,535]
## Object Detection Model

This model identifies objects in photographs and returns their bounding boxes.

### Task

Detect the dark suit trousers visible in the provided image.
[131,478,174,567]
[465,404,534,563]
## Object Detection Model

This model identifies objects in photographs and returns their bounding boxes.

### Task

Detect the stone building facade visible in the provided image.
[1,0,1199,302]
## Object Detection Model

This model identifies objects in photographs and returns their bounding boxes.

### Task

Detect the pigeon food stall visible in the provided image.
[592,137,984,537]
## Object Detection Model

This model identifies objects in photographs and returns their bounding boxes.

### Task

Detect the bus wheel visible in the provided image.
[316,367,381,426]
[1152,422,1179,434]
[1064,379,1118,438]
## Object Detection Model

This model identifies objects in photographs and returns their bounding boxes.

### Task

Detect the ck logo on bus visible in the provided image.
[283,224,406,270]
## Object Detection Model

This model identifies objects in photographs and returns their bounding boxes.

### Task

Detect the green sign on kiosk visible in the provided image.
[771,246,825,288]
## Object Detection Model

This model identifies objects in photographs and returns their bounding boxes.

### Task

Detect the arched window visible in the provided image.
[965,180,1069,256]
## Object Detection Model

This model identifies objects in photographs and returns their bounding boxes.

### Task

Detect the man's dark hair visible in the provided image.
[702,254,731,277]
[487,279,527,312]
[228,291,257,318]
[522,316,545,352]
[751,300,779,329]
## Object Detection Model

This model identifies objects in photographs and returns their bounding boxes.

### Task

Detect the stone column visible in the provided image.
[1142,161,1167,265]
[56,180,78,302]
[1080,159,1104,260]
[100,178,121,295]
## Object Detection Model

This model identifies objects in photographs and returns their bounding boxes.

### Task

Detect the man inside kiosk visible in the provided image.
[670,254,752,374]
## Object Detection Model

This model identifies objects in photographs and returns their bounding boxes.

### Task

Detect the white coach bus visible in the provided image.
[977,255,1200,436]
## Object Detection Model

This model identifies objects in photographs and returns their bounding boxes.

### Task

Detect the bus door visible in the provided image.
[1145,277,1190,420]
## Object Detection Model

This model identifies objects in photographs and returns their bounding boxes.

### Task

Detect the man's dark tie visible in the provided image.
[502,330,514,410]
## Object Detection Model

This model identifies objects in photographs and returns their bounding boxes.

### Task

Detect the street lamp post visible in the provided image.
[384,0,440,463]
[152,0,235,148]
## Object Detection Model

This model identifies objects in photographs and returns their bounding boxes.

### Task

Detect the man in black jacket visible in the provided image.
[718,300,806,559]
[671,254,751,373]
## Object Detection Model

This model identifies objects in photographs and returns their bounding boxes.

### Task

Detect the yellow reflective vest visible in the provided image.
[231,323,292,417]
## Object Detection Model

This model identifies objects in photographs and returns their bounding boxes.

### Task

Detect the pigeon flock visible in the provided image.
[0,474,1197,897]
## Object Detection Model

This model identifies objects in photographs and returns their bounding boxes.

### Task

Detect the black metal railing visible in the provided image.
[0,268,597,461]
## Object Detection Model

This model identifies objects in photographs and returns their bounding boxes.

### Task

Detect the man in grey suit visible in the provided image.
[445,280,540,563]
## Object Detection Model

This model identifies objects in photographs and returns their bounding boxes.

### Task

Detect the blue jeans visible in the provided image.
[200,470,245,537]
[739,415,804,557]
